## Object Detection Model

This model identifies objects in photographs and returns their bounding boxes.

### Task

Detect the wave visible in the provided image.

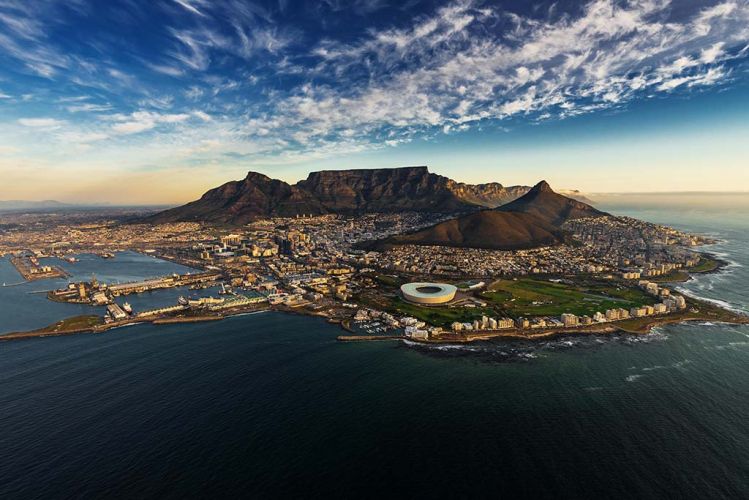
[675,287,747,314]
[642,365,666,372]
[229,310,268,318]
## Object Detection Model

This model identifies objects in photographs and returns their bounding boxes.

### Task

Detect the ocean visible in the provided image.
[1,202,748,498]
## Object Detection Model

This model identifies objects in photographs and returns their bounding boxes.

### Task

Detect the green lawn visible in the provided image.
[481,278,656,317]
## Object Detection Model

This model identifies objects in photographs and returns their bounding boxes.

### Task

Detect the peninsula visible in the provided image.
[1,166,746,343]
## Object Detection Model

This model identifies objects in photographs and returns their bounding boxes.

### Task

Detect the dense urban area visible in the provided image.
[1,206,744,342]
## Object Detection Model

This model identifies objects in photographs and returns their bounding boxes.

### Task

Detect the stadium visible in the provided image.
[400,282,458,305]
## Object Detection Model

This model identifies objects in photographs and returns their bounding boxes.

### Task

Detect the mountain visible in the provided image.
[365,211,564,251]
[496,180,605,225]
[146,167,530,224]
[365,181,607,251]
[0,200,69,211]
[146,172,326,224]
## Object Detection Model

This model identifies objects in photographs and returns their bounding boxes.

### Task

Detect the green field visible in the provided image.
[37,315,103,333]
[649,270,691,283]
[389,297,494,326]
[687,257,720,273]
[480,278,656,318]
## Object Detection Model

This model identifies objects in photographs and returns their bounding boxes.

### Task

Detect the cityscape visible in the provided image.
[1,0,749,498]
[0,176,743,344]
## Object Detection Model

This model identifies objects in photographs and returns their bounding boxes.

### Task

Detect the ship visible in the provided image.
[122,302,133,314]
[178,296,189,306]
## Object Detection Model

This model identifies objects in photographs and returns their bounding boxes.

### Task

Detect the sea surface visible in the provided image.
[1,202,749,498]
[0,251,215,334]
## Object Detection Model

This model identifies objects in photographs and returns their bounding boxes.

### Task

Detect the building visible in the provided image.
[497,318,514,329]
[400,282,458,305]
[561,313,579,327]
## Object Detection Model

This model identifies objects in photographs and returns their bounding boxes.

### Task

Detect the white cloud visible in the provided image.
[147,63,185,77]
[66,103,113,113]
[192,110,212,121]
[58,131,109,144]
[110,111,191,135]
[1,0,748,169]
[173,0,208,17]
[18,117,65,128]
[255,0,749,154]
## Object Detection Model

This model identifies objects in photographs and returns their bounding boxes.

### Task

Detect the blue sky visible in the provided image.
[1,0,748,203]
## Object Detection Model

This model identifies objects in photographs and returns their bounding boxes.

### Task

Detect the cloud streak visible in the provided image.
[0,0,748,174]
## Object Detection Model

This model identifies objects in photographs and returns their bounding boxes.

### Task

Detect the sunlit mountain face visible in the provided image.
[1,0,748,203]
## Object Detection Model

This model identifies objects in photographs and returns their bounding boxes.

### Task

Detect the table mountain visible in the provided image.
[146,167,530,224]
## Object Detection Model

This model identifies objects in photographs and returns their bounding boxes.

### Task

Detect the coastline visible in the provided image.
[2,243,746,345]
[0,306,270,342]
[4,291,747,344]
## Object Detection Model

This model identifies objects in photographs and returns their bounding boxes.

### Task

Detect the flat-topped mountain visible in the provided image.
[146,166,530,224]
[365,181,607,251]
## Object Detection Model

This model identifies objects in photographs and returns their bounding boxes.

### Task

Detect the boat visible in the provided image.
[122,302,133,314]
[178,296,189,306]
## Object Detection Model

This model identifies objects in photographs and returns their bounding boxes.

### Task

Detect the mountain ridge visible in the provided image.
[146,166,531,224]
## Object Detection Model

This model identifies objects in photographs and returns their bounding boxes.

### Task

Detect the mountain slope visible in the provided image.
[146,172,327,224]
[497,181,606,225]
[146,167,531,224]
[366,210,564,251]
[366,181,606,251]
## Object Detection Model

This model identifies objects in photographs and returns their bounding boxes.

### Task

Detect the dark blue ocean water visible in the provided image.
[1,207,748,499]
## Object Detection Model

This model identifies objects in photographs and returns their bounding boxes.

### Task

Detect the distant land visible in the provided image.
[365,181,607,251]
[0,200,70,211]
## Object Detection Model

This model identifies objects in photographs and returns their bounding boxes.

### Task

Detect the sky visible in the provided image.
[1,0,748,204]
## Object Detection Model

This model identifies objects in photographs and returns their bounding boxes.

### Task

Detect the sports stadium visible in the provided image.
[400,282,458,305]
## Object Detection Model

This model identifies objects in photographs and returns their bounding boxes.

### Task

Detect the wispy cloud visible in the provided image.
[18,117,65,128]
[110,111,191,135]
[0,0,748,176]
[258,0,749,154]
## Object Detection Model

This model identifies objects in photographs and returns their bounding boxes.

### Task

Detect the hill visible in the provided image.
[365,181,607,251]
[146,167,529,224]
[496,180,605,224]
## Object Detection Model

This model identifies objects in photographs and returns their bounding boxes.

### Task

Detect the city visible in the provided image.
[0,206,743,342]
